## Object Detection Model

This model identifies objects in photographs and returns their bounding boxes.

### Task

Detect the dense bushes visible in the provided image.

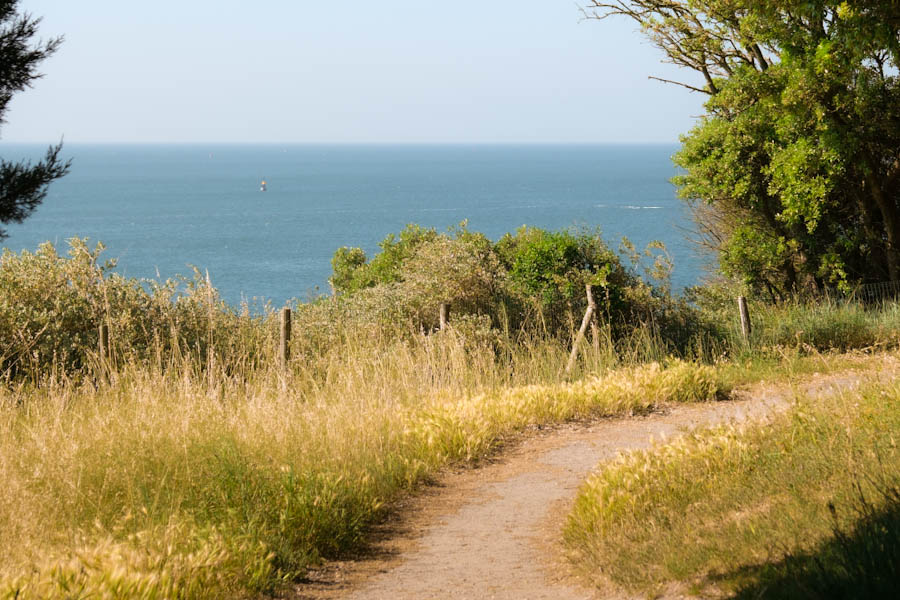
[0,224,700,383]
[329,222,685,339]
[330,223,439,293]
[6,225,900,384]
[496,226,635,331]
[0,239,271,381]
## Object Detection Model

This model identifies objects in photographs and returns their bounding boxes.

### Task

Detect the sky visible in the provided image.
[3,1,706,144]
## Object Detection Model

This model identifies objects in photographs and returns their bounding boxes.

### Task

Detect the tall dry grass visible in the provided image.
[6,241,900,598]
[564,371,900,597]
[0,325,719,599]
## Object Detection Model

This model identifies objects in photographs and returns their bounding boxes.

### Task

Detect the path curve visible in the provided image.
[294,369,879,600]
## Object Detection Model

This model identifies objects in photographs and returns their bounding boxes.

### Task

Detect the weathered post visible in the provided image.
[99,323,110,364]
[565,284,598,375]
[587,286,601,352]
[737,296,752,340]
[439,302,450,331]
[280,307,291,369]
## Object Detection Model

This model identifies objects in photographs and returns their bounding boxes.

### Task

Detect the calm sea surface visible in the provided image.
[1,144,710,306]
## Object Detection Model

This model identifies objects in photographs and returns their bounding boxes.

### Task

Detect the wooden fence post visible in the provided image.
[280,307,291,369]
[99,323,110,364]
[737,296,752,340]
[588,286,601,352]
[439,302,450,331]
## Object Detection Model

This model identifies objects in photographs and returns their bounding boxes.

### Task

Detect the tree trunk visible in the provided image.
[866,170,900,281]
[854,187,889,279]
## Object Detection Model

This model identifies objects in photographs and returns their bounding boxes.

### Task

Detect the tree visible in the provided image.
[0,0,69,240]
[586,1,900,296]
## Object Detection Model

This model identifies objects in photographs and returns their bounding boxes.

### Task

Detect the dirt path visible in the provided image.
[292,367,885,600]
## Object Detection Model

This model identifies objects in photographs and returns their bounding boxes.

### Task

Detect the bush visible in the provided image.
[330,224,438,294]
[329,246,370,293]
[495,226,636,327]
[329,222,692,346]
[0,239,271,382]
[399,234,505,326]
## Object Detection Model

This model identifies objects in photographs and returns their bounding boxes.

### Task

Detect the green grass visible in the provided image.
[563,372,900,598]
[709,296,900,356]
[729,485,900,599]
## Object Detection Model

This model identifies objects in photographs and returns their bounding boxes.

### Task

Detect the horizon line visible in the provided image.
[1,140,681,146]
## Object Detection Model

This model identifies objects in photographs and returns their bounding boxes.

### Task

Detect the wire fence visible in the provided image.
[851,280,900,304]
[814,280,900,305]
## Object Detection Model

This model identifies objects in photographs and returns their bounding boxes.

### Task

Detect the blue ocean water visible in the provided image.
[1,144,710,306]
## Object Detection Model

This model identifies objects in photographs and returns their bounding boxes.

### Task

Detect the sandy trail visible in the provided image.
[293,368,881,600]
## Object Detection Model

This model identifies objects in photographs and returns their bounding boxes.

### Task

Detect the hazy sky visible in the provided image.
[3,1,706,144]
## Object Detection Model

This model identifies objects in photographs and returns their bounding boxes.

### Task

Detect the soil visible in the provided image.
[291,359,895,600]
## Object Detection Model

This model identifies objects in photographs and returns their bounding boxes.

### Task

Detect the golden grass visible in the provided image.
[0,335,719,599]
[564,367,900,597]
[7,267,900,598]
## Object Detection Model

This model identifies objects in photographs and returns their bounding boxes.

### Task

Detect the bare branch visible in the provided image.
[648,75,712,94]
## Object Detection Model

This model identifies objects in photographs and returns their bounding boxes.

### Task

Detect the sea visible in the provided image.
[0,144,711,307]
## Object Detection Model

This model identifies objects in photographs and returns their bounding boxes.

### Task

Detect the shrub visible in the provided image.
[330,223,438,294]
[399,234,505,326]
[329,222,685,344]
[496,226,635,322]
[329,246,370,293]
[0,239,271,382]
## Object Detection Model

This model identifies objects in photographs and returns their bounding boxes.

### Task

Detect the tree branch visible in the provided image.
[648,75,712,94]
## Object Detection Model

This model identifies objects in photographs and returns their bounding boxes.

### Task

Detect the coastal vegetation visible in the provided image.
[553,4,900,595]
[328,222,688,342]
[2,228,900,598]
[2,2,900,597]
[0,356,719,599]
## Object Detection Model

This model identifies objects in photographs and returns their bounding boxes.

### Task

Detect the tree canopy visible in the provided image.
[0,0,69,240]
[587,1,900,297]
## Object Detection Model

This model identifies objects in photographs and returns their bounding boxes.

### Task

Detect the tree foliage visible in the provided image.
[0,0,69,239]
[587,1,900,296]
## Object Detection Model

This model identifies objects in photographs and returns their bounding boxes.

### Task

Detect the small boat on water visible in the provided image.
[260,180,267,192]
